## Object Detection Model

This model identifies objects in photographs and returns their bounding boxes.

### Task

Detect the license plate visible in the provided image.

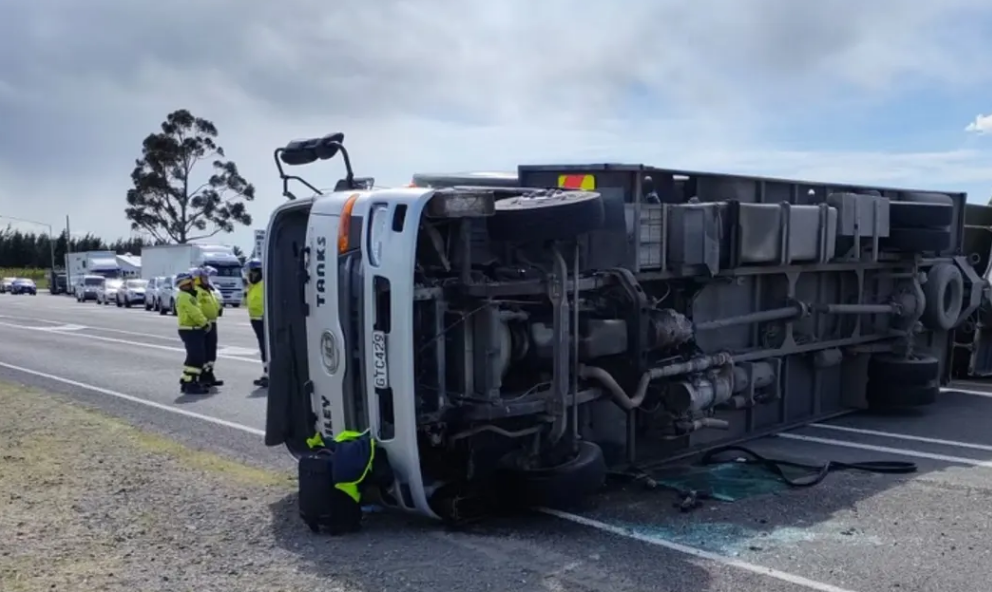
[371,330,389,389]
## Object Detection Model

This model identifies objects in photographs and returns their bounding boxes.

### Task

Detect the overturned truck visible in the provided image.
[264,134,992,520]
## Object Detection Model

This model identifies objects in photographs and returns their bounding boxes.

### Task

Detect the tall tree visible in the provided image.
[124,109,255,244]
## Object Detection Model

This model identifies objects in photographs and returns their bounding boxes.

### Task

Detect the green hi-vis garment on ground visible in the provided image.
[307,430,376,503]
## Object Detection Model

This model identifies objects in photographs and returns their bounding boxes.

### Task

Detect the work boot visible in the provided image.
[253,375,269,388]
[202,369,224,387]
[180,380,208,395]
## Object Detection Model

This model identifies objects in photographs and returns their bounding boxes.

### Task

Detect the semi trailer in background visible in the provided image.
[140,243,244,307]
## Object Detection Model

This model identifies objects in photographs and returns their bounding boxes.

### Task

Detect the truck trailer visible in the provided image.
[140,243,245,307]
[65,251,121,296]
[262,134,992,521]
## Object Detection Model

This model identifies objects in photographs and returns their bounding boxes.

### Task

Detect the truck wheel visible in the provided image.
[921,263,964,331]
[487,190,605,241]
[883,228,951,253]
[497,441,607,509]
[159,303,168,316]
[889,202,953,229]
[866,354,940,409]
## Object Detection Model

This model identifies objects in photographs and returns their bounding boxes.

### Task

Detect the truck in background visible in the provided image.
[140,243,244,307]
[65,251,122,296]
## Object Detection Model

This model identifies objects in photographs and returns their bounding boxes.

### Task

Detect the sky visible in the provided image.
[3,0,992,253]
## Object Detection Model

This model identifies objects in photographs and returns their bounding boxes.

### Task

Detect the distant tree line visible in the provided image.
[0,227,165,270]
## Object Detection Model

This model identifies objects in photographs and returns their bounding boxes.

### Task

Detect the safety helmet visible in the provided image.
[202,265,218,277]
[247,259,262,271]
[189,267,204,278]
[176,272,194,288]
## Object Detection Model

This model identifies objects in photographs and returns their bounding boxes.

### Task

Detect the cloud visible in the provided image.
[2,0,992,247]
[965,113,992,134]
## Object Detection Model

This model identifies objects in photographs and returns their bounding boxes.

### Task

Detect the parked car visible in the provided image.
[10,278,37,295]
[0,277,14,293]
[117,278,148,308]
[96,278,124,305]
[76,275,104,302]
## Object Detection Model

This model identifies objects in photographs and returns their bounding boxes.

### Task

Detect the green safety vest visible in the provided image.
[306,430,376,503]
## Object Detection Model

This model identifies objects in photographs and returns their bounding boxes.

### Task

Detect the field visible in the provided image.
[0,268,48,289]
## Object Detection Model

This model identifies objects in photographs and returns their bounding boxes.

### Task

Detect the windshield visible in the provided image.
[14,279,34,285]
[92,269,121,279]
[84,278,103,286]
[105,280,124,288]
[207,264,242,278]
[126,280,147,289]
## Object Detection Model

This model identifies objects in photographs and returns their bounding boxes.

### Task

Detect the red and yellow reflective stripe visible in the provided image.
[557,174,596,190]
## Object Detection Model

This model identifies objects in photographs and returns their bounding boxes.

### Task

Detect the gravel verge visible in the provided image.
[0,381,342,592]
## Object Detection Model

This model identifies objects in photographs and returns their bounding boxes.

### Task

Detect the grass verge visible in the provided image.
[0,381,336,591]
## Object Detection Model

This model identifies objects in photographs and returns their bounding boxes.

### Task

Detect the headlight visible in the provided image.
[367,203,389,267]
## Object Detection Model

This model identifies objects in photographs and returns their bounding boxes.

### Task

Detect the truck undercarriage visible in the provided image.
[264,134,992,520]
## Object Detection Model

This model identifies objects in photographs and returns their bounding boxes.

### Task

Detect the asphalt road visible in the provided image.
[3,291,992,592]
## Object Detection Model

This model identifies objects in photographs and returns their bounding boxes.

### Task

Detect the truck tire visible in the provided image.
[159,302,168,316]
[867,381,939,409]
[866,354,940,409]
[889,202,953,229]
[882,228,951,253]
[868,354,940,384]
[921,263,964,331]
[487,190,605,242]
[497,441,607,509]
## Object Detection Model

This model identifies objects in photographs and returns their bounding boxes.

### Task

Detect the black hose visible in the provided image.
[700,444,917,488]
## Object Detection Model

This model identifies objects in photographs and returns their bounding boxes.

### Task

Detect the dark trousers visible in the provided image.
[205,323,218,370]
[250,319,267,363]
[178,328,206,382]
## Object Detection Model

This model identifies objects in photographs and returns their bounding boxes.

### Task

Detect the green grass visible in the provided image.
[0,268,49,289]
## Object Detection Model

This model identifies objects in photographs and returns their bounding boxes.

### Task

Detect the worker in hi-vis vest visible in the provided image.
[192,266,224,387]
[175,272,209,395]
[246,259,267,388]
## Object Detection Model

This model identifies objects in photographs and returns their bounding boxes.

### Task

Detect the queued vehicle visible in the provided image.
[75,275,104,302]
[117,278,148,308]
[157,274,224,316]
[48,270,68,295]
[157,275,178,315]
[144,276,164,311]
[96,278,124,305]
[0,277,14,293]
[9,278,37,295]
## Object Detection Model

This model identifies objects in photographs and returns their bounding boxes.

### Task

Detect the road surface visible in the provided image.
[2,292,992,592]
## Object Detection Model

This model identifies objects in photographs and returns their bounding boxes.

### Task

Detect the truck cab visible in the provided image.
[264,134,992,521]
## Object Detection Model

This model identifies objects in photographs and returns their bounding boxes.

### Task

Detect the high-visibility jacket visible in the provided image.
[177,290,207,329]
[195,285,220,322]
[247,280,264,320]
[306,430,376,503]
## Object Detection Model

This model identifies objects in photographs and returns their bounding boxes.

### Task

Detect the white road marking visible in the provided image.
[39,324,87,332]
[941,386,992,398]
[809,423,992,452]
[0,361,265,436]
[0,359,859,592]
[218,346,261,357]
[541,509,860,592]
[0,320,259,364]
[777,433,992,467]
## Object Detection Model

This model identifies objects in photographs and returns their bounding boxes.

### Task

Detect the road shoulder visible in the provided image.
[0,381,336,592]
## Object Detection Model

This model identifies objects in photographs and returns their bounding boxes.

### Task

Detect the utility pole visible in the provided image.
[65,215,72,289]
